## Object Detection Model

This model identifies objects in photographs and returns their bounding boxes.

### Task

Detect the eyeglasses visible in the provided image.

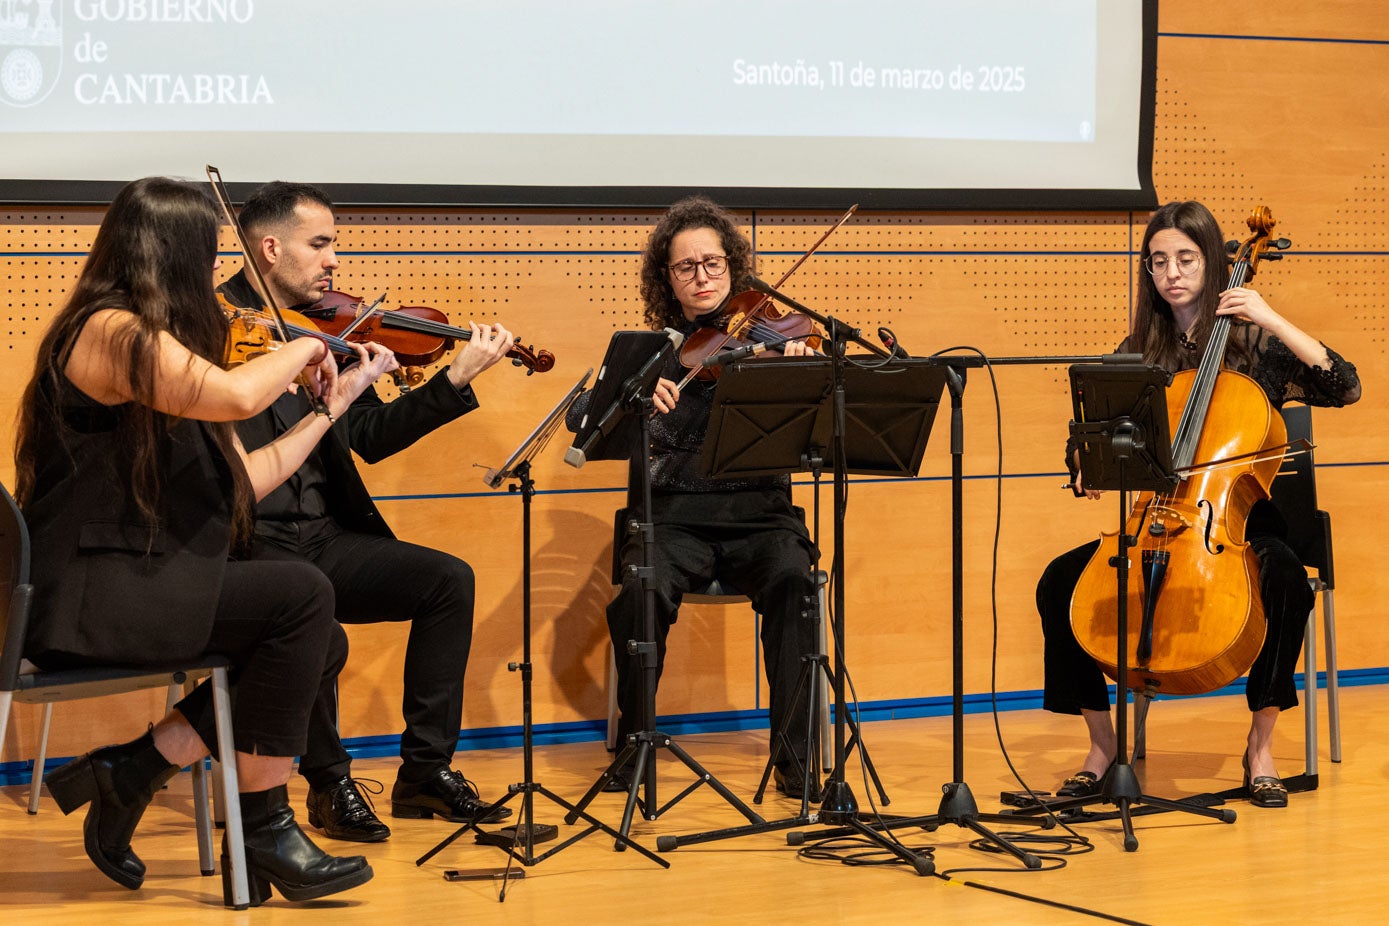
[1144,252,1203,276]
[668,255,728,282]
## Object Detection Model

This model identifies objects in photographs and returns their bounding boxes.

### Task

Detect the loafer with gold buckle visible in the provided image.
[1056,769,1103,798]
[1243,754,1288,808]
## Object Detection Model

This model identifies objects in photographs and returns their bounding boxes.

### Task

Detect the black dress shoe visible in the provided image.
[1056,769,1103,798]
[772,766,822,804]
[306,777,391,842]
[229,784,373,906]
[391,768,513,823]
[45,730,177,890]
[1243,753,1288,808]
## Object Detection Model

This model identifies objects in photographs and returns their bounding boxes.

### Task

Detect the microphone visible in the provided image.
[877,327,909,358]
[745,275,779,297]
[702,341,767,368]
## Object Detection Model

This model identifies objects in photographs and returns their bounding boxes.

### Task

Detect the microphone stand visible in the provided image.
[416,373,667,895]
[564,331,766,845]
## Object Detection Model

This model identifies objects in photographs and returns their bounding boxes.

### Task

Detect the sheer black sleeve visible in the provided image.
[1229,325,1361,408]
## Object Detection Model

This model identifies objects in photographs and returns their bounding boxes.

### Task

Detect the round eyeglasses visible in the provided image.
[1144,253,1203,276]
[668,255,728,282]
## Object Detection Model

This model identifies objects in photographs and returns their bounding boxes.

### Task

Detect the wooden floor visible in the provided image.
[4,685,1385,925]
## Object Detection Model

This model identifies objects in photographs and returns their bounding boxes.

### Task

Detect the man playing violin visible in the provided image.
[218,181,515,841]
[568,196,823,799]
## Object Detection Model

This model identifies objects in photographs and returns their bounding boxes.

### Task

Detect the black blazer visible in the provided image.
[24,387,235,666]
[219,270,478,539]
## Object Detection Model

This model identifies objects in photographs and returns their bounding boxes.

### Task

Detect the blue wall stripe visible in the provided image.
[4,669,1384,787]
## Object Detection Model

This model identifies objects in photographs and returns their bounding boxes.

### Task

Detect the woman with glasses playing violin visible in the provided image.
[15,177,398,904]
[566,196,823,800]
[1036,200,1361,808]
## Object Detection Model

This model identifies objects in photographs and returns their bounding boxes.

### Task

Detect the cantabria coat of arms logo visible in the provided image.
[1,0,62,107]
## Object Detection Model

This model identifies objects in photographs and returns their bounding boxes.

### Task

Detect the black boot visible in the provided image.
[225,784,373,906]
[45,729,179,889]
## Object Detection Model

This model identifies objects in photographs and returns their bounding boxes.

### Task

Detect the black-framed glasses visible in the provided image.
[1144,252,1203,276]
[668,255,728,281]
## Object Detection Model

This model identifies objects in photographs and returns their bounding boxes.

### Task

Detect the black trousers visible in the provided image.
[257,530,475,787]
[1036,526,1314,715]
[175,558,346,758]
[609,491,818,767]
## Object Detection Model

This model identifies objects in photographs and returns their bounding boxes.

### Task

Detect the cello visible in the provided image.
[1070,206,1292,695]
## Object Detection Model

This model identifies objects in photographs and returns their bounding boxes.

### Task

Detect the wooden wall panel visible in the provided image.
[3,1,1387,765]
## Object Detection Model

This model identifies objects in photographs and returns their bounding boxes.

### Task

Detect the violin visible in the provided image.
[677,291,823,382]
[219,293,359,367]
[299,289,556,378]
[1069,205,1292,696]
[674,205,855,388]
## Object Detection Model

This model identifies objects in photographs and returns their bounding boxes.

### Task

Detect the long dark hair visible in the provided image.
[638,196,754,330]
[14,177,254,545]
[1129,200,1249,371]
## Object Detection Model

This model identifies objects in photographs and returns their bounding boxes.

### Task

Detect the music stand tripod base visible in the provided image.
[653,323,941,874]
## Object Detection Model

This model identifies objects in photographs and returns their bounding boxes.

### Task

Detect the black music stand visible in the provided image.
[697,359,885,808]
[655,350,945,864]
[1008,361,1236,850]
[415,370,668,895]
[563,330,766,846]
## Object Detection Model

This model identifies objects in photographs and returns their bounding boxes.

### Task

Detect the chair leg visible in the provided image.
[27,702,54,814]
[183,676,214,874]
[1322,588,1342,763]
[210,666,249,909]
[816,584,832,772]
[1302,606,1319,778]
[605,647,619,752]
[211,758,226,826]
[0,692,10,774]
[191,754,215,875]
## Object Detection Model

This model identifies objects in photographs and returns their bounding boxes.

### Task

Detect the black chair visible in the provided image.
[1268,403,1342,772]
[1133,403,1342,781]
[603,504,831,769]
[0,480,253,908]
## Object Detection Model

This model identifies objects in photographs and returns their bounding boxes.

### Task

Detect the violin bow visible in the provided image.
[206,165,332,419]
[334,292,389,339]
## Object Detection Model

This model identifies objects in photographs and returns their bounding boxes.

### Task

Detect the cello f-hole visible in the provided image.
[1198,499,1225,554]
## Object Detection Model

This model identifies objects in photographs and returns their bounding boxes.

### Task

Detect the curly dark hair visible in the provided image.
[14,176,255,546]
[638,196,754,330]
[1129,200,1249,370]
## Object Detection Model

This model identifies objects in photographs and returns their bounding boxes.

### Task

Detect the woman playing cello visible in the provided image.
[1036,200,1361,807]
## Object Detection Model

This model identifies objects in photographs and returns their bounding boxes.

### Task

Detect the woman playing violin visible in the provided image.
[568,196,822,798]
[218,181,516,839]
[15,177,397,903]
[1037,200,1361,807]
